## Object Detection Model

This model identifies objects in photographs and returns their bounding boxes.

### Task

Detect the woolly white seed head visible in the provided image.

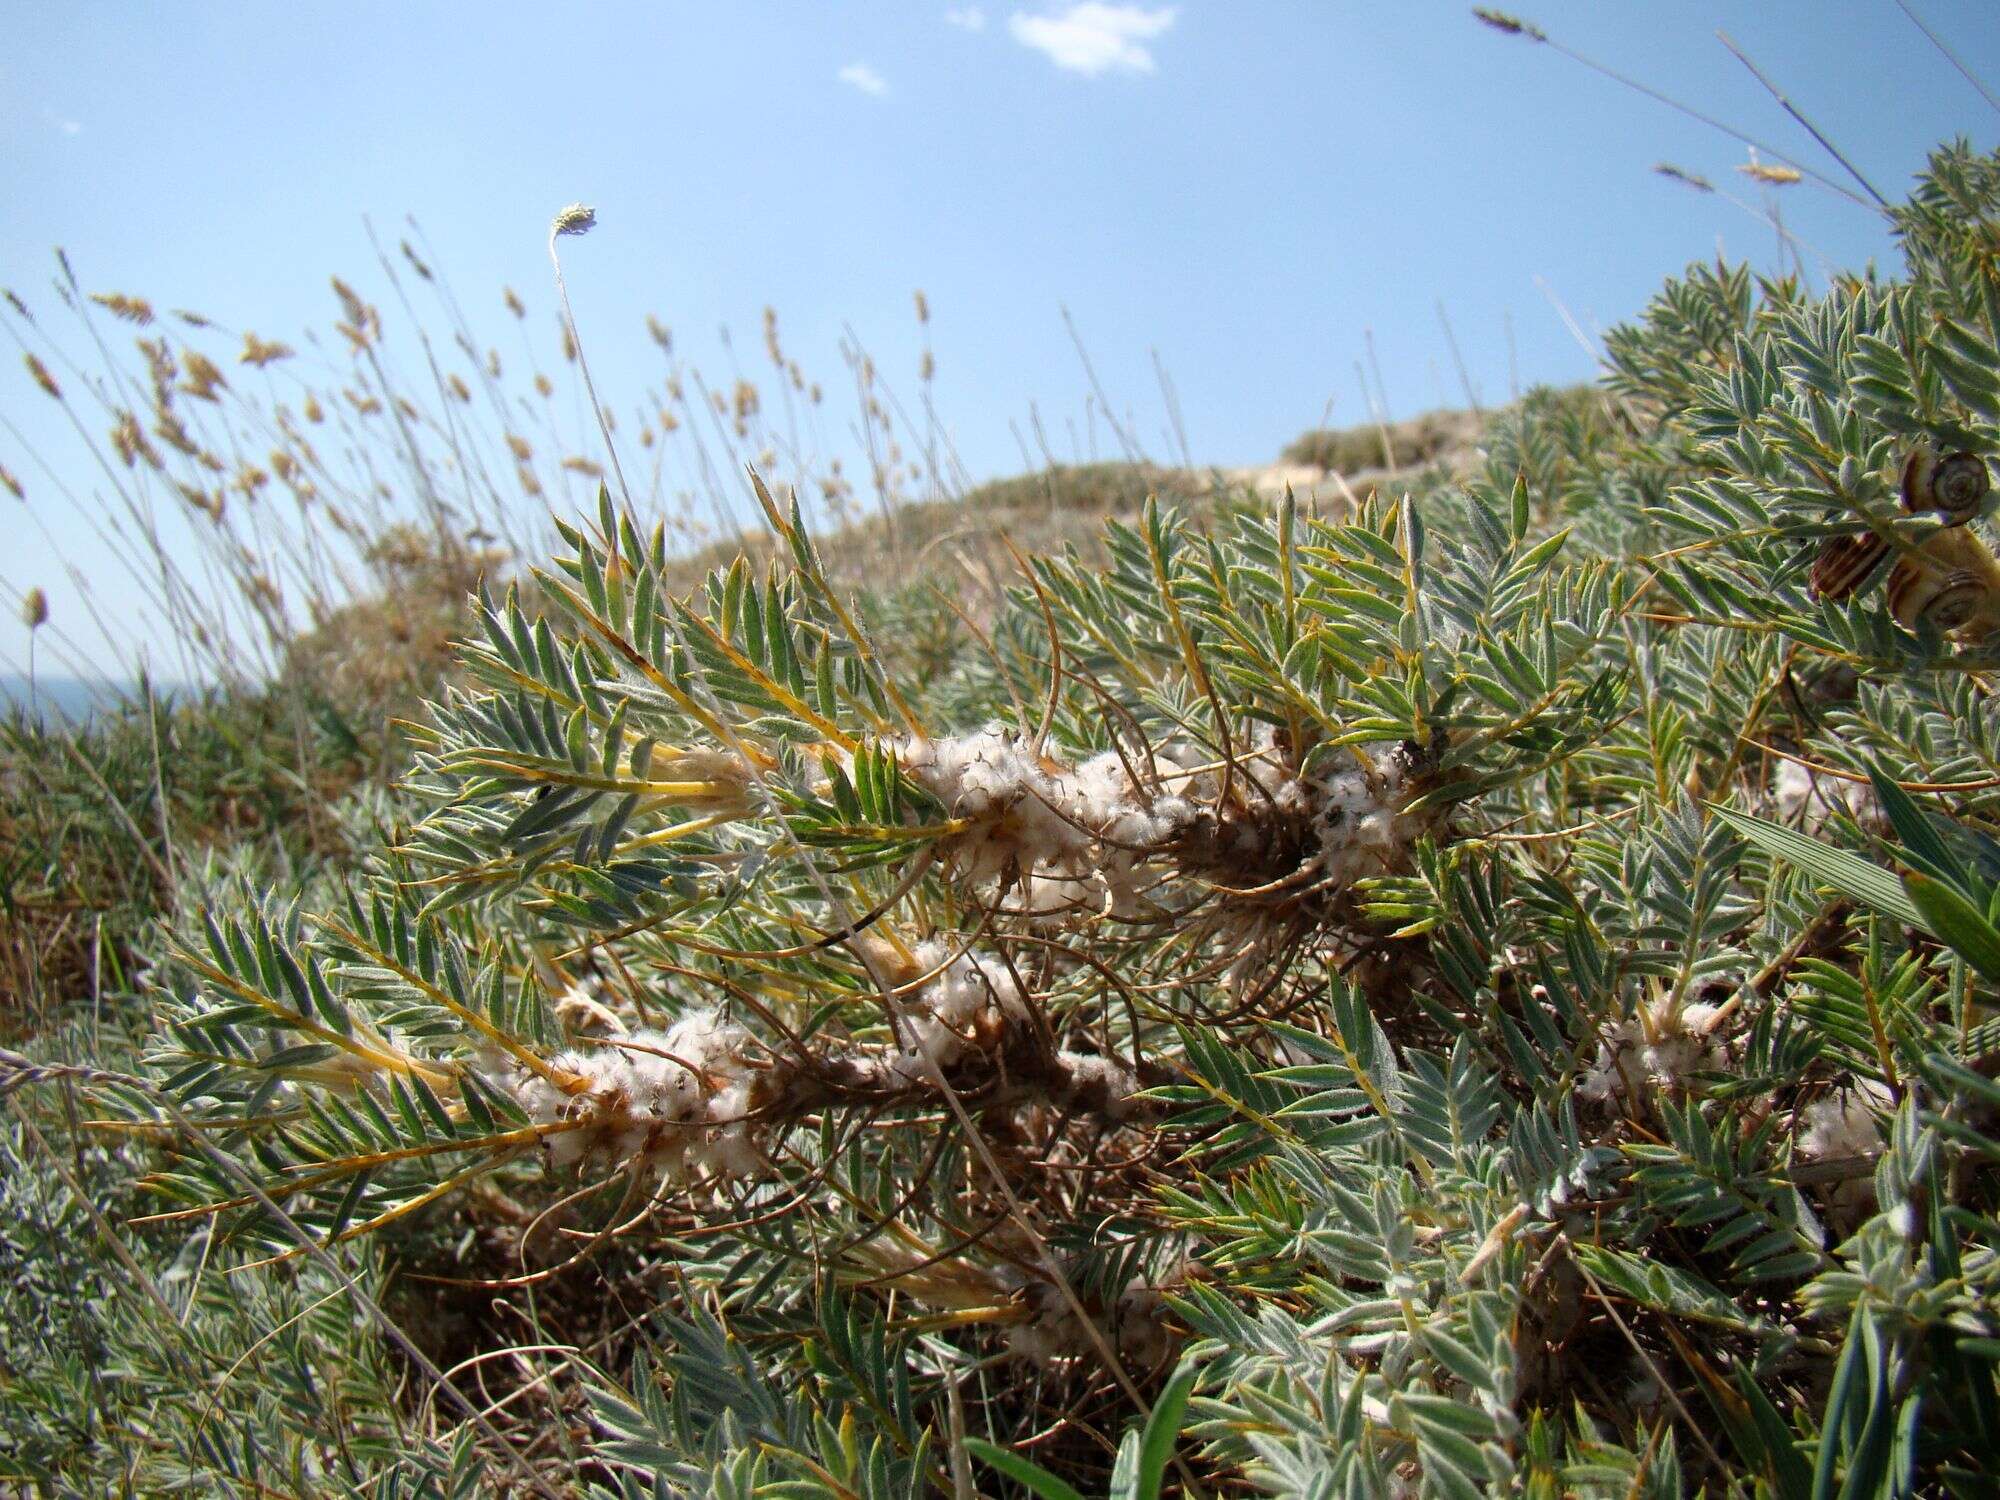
[1071,751,1138,820]
[889,941,1029,1078]
[1004,873,1101,919]
[1113,1281,1174,1367]
[901,733,1190,907]
[1798,1079,1890,1161]
[1057,1049,1140,1119]
[1305,745,1422,885]
[1004,1322,1070,1365]
[1580,995,1729,1103]
[1006,1269,1180,1366]
[509,1011,764,1181]
[1772,759,1879,832]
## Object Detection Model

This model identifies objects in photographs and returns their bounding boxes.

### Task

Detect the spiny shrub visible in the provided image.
[19,141,2000,1498]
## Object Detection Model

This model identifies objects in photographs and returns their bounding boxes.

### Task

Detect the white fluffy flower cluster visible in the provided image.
[1006,1271,1181,1368]
[1306,745,1423,887]
[897,730,1195,911]
[1797,1078,1892,1226]
[863,937,1140,1116]
[888,938,1031,1081]
[1198,727,1423,888]
[511,1009,763,1182]
[1797,1078,1890,1162]
[899,726,1429,923]
[1579,995,1729,1103]
[1053,1048,1141,1120]
[1773,759,1881,832]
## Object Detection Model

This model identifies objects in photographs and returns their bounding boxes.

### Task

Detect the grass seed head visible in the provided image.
[551,202,597,237]
[239,332,294,367]
[90,292,154,325]
[24,354,60,399]
[1740,151,1803,186]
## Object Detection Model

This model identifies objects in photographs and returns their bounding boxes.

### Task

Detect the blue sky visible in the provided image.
[4,2,1998,675]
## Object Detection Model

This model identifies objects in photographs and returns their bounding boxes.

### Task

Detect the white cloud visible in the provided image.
[43,109,80,136]
[837,62,888,96]
[1008,3,1175,76]
[945,6,986,29]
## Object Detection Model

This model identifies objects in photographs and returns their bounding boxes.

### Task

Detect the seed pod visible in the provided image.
[1902,448,1990,525]
[1886,559,1991,634]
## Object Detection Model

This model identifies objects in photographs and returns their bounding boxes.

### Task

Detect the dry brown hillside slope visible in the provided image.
[274,406,1491,715]
[657,404,1487,604]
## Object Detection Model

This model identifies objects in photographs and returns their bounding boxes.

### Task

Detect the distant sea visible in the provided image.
[0,673,196,722]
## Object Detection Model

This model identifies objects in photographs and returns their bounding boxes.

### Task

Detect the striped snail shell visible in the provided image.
[1887,560,1988,634]
[1809,532,1885,601]
[1901,448,1991,525]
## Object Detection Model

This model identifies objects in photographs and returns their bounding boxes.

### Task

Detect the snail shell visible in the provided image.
[1887,560,1990,634]
[1902,449,1991,525]
[1814,450,1992,599]
[1810,532,1887,601]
